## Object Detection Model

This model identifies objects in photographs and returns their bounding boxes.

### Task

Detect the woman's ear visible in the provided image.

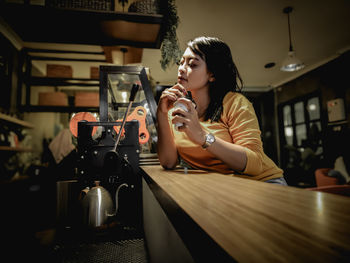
[209,73,215,82]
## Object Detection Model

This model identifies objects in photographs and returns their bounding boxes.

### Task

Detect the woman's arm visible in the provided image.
[156,111,178,169]
[204,137,248,172]
[172,107,248,171]
[156,85,187,169]
[172,96,263,173]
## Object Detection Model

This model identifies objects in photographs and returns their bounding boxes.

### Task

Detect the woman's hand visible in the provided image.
[156,84,187,169]
[157,84,187,115]
[171,97,206,146]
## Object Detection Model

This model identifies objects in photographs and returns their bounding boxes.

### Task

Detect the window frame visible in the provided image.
[277,91,325,169]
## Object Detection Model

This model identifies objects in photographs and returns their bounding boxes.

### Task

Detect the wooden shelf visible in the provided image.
[139,152,160,166]
[0,146,32,152]
[0,113,34,128]
[27,77,99,87]
[20,105,99,113]
[0,3,164,48]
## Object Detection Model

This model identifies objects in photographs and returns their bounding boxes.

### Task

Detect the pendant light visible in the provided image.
[280,6,305,72]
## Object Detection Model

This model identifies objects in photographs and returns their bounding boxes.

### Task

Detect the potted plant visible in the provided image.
[156,0,182,71]
[128,0,182,70]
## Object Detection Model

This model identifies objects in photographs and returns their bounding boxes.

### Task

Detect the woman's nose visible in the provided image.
[178,64,185,73]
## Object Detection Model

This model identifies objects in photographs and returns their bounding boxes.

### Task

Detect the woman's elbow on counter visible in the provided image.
[243,148,264,176]
[159,158,178,170]
[161,164,176,170]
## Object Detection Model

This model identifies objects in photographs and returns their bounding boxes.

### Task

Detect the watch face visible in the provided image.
[207,134,215,144]
[202,133,215,149]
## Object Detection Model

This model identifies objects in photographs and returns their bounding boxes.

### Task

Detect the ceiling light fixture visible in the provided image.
[264,62,276,69]
[280,6,305,72]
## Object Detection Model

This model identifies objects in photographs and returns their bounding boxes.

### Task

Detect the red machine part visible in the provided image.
[69,112,98,137]
[114,106,150,144]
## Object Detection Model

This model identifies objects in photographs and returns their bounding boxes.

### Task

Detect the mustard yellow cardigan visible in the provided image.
[170,91,284,181]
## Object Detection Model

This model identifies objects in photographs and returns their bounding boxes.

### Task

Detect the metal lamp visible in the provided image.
[280,6,305,72]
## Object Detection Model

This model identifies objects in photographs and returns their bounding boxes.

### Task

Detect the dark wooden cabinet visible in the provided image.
[0,2,164,48]
[0,2,165,113]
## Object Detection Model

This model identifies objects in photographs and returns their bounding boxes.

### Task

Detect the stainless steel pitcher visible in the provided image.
[81,181,128,227]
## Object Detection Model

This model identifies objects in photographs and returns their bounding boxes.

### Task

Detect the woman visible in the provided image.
[156,36,286,185]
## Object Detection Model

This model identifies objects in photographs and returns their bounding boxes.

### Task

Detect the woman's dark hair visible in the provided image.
[187,36,243,122]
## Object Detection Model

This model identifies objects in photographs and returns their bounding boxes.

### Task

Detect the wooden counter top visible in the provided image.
[140,166,350,262]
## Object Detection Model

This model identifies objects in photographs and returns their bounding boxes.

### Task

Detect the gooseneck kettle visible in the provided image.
[81,181,129,227]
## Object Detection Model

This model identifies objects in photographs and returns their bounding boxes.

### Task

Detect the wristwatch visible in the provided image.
[202,133,216,149]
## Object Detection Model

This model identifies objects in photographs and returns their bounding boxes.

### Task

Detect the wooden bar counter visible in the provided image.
[140,165,350,263]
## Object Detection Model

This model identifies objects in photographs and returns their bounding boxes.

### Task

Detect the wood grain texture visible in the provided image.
[141,166,350,262]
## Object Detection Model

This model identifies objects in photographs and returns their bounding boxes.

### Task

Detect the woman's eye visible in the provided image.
[189,63,197,68]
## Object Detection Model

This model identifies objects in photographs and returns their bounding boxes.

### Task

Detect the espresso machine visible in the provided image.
[72,66,158,232]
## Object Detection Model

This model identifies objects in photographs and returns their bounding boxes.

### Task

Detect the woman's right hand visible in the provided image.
[157,84,187,115]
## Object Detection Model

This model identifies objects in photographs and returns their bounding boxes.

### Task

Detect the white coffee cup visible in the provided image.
[173,101,188,130]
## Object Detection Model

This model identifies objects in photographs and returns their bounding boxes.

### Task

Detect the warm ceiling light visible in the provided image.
[280,6,305,72]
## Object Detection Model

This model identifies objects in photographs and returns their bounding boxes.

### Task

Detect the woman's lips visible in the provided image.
[177,77,187,83]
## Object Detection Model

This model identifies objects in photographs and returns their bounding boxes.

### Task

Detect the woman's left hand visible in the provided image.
[171,97,206,146]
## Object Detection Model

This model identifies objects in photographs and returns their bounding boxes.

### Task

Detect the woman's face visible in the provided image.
[177,47,213,92]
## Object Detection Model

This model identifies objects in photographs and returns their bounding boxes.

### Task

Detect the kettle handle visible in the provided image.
[79,187,90,200]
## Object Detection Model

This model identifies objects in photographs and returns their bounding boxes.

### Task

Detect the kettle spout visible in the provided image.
[107,183,129,217]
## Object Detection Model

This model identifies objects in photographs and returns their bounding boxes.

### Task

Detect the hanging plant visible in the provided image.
[128,0,182,70]
[156,0,182,71]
